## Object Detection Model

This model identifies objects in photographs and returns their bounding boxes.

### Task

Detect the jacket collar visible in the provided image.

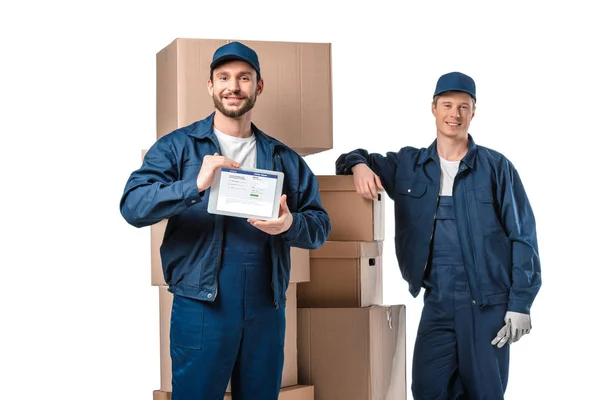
[417,133,478,168]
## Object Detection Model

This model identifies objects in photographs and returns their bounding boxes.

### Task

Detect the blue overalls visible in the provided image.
[169,215,286,400]
[411,196,510,400]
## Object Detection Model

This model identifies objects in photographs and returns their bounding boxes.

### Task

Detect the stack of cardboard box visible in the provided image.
[296,176,407,399]
[147,38,335,400]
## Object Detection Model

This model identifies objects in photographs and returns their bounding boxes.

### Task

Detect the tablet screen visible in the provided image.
[208,167,284,220]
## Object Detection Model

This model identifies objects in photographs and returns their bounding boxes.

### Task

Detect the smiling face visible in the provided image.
[432,91,475,140]
[208,60,263,119]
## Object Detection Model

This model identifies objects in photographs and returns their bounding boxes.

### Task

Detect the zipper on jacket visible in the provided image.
[271,150,281,308]
[423,158,444,279]
[461,172,483,306]
[423,163,442,278]
[211,137,224,301]
[423,194,440,277]
[213,232,222,300]
[454,162,481,306]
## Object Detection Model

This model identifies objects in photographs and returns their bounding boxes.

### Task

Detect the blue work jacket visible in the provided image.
[336,136,541,314]
[121,113,331,308]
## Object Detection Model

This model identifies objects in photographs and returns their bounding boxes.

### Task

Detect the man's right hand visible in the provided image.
[197,153,240,192]
[351,163,383,200]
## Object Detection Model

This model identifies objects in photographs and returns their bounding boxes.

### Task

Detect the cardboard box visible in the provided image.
[156,38,333,156]
[159,284,298,393]
[153,384,314,400]
[225,385,314,400]
[150,218,309,286]
[298,241,382,308]
[298,306,406,400]
[289,247,310,283]
[316,175,384,241]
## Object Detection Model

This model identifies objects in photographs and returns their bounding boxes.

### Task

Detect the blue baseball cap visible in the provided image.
[210,41,261,78]
[433,72,476,102]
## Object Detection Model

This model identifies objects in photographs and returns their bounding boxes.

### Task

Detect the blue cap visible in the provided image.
[433,72,476,102]
[210,41,261,77]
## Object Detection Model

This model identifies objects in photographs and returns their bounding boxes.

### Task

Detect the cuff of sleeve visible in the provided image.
[346,161,362,174]
[282,213,301,241]
[345,155,368,174]
[336,154,365,175]
[183,179,203,206]
[507,299,531,315]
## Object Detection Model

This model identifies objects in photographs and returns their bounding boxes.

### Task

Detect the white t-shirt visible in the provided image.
[439,157,460,196]
[213,127,257,169]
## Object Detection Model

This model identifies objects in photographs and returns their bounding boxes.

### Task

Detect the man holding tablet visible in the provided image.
[120,41,330,400]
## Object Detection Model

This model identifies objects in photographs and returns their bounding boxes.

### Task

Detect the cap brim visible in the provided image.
[434,88,476,101]
[210,55,258,72]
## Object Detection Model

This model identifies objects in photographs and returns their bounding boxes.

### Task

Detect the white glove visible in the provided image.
[491,311,532,348]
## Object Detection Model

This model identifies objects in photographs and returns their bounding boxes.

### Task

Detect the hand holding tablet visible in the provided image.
[248,194,294,235]
[197,153,241,193]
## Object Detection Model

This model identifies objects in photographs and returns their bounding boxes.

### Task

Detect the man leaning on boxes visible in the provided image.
[120,41,330,400]
[336,72,541,399]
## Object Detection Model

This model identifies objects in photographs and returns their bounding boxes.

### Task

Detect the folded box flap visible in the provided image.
[310,241,382,259]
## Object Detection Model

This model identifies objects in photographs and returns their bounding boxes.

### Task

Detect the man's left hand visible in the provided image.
[248,194,293,235]
[505,311,532,344]
[491,311,532,348]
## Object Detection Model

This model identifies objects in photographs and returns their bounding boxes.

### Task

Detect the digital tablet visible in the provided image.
[207,167,285,220]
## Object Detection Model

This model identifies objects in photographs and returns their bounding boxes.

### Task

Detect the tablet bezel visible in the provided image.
[207,166,285,220]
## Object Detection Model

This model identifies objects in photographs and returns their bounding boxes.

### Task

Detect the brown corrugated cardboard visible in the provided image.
[316,175,384,241]
[289,247,310,283]
[226,385,314,400]
[298,306,406,400]
[156,38,333,156]
[153,384,314,400]
[309,241,381,259]
[150,219,310,285]
[159,284,298,393]
[298,242,383,308]
[153,390,170,400]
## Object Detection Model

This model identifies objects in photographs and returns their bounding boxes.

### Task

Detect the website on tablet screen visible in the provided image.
[216,168,279,218]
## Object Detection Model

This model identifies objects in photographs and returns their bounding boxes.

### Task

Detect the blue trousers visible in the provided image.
[412,196,510,400]
[170,217,285,400]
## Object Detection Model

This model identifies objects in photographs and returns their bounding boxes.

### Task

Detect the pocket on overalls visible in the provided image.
[170,294,204,350]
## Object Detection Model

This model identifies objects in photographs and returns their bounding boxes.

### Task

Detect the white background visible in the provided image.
[1,1,597,399]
